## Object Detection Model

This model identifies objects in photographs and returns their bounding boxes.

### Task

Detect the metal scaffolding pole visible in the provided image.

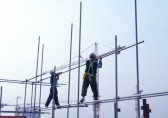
[134,0,140,118]
[33,37,40,118]
[67,23,73,118]
[39,44,44,118]
[42,41,142,78]
[0,110,49,114]
[77,2,82,118]
[52,66,56,118]
[0,86,2,116]
[30,82,34,118]
[0,78,50,86]
[23,79,28,112]
[64,91,168,106]
[114,35,118,118]
[93,42,100,118]
[26,39,143,81]
[93,102,96,118]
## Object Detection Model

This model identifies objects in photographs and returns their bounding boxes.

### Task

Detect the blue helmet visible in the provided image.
[89,53,96,59]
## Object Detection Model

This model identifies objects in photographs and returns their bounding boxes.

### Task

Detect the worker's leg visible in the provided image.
[80,75,90,103]
[54,87,60,106]
[81,75,90,97]
[90,76,99,100]
[45,87,53,107]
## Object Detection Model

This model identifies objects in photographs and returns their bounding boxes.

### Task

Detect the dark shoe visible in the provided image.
[45,104,48,108]
[56,104,61,108]
[94,97,100,104]
[94,97,98,100]
[80,97,85,103]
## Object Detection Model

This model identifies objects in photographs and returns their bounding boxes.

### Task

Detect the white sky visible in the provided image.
[0,0,168,118]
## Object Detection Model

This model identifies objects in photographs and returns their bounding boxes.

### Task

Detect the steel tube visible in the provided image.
[0,86,2,116]
[67,23,73,118]
[51,66,56,118]
[26,41,144,81]
[33,37,40,118]
[77,2,82,118]
[39,44,44,118]
[23,80,28,112]
[30,82,34,118]
[134,0,140,118]
[115,35,118,118]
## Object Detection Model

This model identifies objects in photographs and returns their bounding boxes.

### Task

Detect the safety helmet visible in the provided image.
[50,70,55,74]
[89,53,96,59]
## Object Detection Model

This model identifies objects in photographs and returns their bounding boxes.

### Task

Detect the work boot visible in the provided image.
[94,97,99,103]
[80,97,85,103]
[94,96,98,100]
[56,104,61,108]
[45,104,48,108]
[94,97,100,104]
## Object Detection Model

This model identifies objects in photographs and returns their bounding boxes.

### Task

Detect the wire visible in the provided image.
[61,43,95,66]
[80,43,95,54]
[97,42,112,49]
[6,98,17,105]
[61,42,111,66]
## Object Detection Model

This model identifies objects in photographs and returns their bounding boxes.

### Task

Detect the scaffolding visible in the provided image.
[0,1,168,118]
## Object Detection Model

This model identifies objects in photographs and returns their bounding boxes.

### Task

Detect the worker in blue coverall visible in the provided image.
[45,71,61,107]
[80,53,102,103]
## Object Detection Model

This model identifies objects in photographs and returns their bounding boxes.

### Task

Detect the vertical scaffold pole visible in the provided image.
[134,0,140,118]
[0,86,2,116]
[30,82,34,118]
[39,44,44,118]
[23,79,28,112]
[114,35,118,118]
[52,66,56,118]
[77,2,82,118]
[67,23,73,118]
[93,102,96,118]
[93,42,99,118]
[33,37,40,118]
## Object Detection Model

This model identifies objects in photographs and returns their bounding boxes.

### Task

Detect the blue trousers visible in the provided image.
[45,87,59,106]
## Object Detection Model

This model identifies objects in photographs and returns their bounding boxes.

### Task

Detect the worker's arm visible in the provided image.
[56,75,59,80]
[97,58,102,68]
[54,72,62,80]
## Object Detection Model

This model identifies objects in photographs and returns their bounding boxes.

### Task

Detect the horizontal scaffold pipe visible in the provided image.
[27,40,144,82]
[37,65,85,82]
[0,79,32,84]
[78,91,168,105]
[27,72,48,81]
[34,104,88,111]
[54,40,145,75]
[0,110,50,114]
[0,79,65,86]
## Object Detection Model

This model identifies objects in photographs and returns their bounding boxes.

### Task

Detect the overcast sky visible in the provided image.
[0,0,168,118]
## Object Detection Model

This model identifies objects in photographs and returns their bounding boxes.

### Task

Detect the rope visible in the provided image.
[61,42,111,66]
[61,43,95,66]
[97,42,112,49]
